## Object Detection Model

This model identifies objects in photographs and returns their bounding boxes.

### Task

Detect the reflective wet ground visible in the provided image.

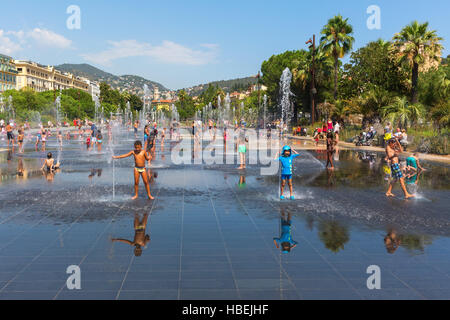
[0,132,449,300]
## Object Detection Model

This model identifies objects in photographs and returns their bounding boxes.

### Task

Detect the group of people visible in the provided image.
[313,119,340,147]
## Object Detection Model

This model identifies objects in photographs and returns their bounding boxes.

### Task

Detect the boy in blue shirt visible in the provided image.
[277,145,300,200]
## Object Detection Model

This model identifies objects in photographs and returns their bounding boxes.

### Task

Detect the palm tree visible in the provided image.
[359,86,395,123]
[393,21,443,103]
[381,96,424,129]
[292,47,334,121]
[320,15,355,100]
[431,102,450,130]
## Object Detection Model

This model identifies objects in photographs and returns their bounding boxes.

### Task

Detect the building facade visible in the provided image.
[0,54,18,92]
[85,79,100,98]
[15,60,89,93]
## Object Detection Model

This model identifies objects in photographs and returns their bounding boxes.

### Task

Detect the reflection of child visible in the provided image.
[384,229,401,254]
[277,146,300,200]
[112,214,150,257]
[273,210,297,253]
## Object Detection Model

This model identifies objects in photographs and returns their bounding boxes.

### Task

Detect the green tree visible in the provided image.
[381,96,424,128]
[341,39,409,99]
[292,47,334,121]
[393,21,444,103]
[261,50,306,110]
[320,15,355,100]
[176,89,196,120]
[129,94,143,112]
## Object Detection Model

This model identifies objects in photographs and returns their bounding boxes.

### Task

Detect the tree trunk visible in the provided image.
[411,62,419,104]
[334,57,338,100]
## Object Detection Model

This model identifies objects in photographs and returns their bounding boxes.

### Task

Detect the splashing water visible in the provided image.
[279,68,294,132]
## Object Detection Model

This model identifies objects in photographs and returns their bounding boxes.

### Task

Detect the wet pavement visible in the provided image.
[0,130,449,300]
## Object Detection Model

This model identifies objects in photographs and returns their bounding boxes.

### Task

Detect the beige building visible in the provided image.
[15,60,89,93]
[0,54,17,92]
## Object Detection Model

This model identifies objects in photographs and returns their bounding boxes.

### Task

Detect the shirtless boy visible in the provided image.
[113,141,154,200]
[385,138,414,199]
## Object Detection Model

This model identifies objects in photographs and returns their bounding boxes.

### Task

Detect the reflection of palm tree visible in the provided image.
[400,234,432,253]
[318,220,349,253]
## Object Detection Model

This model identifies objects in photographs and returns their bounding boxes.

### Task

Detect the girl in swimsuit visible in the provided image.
[18,129,24,153]
[97,131,103,152]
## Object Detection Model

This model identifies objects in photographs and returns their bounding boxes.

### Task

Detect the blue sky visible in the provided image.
[1,0,449,90]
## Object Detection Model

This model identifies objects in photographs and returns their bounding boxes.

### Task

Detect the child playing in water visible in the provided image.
[17,129,24,153]
[97,130,103,152]
[58,131,63,147]
[385,138,414,199]
[41,152,60,172]
[41,130,47,151]
[326,131,336,170]
[238,139,248,170]
[86,135,91,150]
[276,145,300,200]
[406,153,426,173]
[113,140,154,200]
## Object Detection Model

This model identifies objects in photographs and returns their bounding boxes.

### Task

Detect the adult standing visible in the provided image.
[6,122,15,147]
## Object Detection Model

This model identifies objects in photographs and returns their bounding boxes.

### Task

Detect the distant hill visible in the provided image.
[55,63,169,96]
[183,76,259,96]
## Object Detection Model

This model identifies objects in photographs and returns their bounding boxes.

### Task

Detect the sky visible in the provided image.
[1,0,449,90]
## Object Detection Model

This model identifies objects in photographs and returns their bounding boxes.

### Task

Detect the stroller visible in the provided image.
[355,130,377,146]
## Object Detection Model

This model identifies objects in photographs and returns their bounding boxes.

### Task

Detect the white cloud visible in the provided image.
[82,40,219,66]
[0,28,72,55]
[26,28,72,48]
[0,30,22,55]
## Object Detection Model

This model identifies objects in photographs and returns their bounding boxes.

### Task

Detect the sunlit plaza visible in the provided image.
[1,1,450,302]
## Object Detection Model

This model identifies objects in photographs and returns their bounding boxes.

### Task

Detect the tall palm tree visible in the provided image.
[381,96,424,129]
[292,47,334,121]
[393,21,443,103]
[320,15,355,100]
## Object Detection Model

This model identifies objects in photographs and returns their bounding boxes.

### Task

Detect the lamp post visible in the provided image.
[306,35,316,125]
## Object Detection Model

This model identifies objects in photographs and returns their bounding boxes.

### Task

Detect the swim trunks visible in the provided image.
[238,145,246,153]
[391,163,403,179]
[135,167,146,173]
[281,174,293,181]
